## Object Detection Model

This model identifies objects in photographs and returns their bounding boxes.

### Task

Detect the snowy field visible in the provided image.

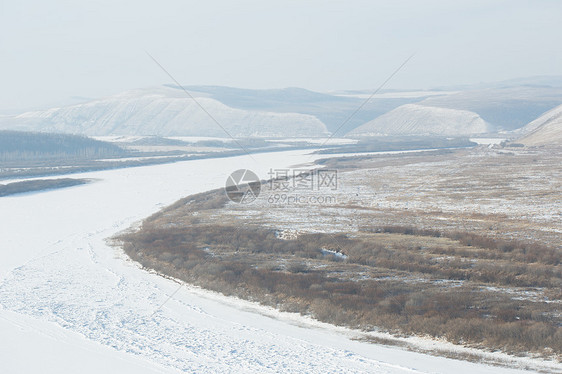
[0,149,552,373]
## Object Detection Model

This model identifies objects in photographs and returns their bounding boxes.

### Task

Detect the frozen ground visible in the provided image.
[0,149,556,373]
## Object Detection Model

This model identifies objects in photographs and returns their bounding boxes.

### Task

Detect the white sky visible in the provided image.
[1,0,561,112]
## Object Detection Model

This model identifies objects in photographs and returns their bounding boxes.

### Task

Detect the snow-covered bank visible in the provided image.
[0,150,556,373]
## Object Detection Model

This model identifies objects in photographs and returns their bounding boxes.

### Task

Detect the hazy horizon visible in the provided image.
[2,0,562,112]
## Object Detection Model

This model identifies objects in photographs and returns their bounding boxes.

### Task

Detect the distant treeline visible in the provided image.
[0,131,126,162]
[0,178,89,197]
[314,136,476,154]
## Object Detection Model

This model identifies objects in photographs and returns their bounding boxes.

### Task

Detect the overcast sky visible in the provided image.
[1,0,561,112]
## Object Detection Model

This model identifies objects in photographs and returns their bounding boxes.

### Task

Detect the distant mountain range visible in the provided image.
[177,85,422,134]
[0,76,561,138]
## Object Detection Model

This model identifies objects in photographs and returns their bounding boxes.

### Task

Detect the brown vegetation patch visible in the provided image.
[120,220,561,357]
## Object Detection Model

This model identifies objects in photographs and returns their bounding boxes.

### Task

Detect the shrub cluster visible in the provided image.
[120,222,561,356]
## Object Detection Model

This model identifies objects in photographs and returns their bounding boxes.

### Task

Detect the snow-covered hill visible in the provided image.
[2,80,561,138]
[518,104,562,146]
[347,104,491,137]
[419,86,562,131]
[0,87,329,138]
